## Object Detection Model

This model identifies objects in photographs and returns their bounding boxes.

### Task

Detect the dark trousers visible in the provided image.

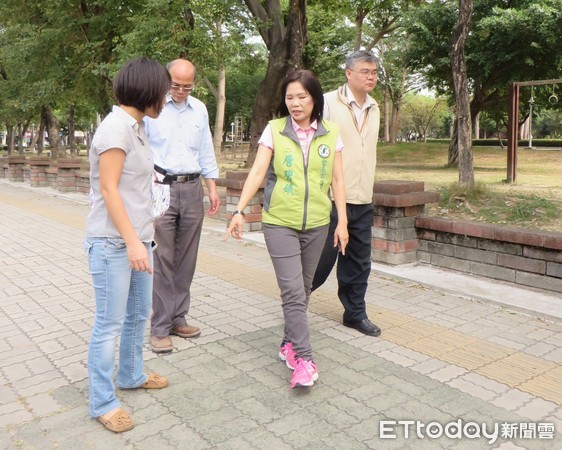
[312,202,374,323]
[151,179,204,337]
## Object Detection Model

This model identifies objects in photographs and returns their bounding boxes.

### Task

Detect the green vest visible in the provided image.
[262,117,338,231]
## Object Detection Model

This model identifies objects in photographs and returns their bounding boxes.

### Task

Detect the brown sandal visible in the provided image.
[97,408,134,433]
[138,372,169,389]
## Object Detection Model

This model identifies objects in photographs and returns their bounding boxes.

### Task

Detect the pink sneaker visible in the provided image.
[290,358,318,388]
[279,342,297,370]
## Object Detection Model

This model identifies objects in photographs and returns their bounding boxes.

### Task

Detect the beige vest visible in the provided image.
[324,85,380,204]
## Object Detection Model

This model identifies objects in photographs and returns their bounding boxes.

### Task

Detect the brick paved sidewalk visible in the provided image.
[0,182,561,449]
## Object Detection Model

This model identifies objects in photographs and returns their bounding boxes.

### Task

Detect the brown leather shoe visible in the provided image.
[97,408,134,433]
[138,372,169,389]
[150,335,173,353]
[171,324,201,338]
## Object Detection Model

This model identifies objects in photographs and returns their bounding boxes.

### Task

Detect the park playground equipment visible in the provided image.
[507,78,561,183]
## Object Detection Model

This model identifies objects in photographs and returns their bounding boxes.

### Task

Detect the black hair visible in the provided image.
[276,70,324,123]
[113,57,171,111]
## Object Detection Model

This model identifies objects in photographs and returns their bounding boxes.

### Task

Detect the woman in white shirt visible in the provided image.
[225,70,348,389]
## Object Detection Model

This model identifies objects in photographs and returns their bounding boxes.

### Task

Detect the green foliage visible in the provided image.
[505,195,559,221]
[305,0,355,89]
[206,47,267,135]
[1,0,560,152]
[438,182,491,207]
[0,0,147,128]
[404,0,562,111]
[115,0,194,64]
[534,109,562,138]
[399,93,450,139]
[471,139,562,147]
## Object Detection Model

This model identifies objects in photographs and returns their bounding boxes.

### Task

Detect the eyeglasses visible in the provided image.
[171,83,194,93]
[351,69,379,79]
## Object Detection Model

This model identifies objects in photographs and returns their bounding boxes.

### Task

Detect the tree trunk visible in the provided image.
[6,123,14,154]
[473,112,479,139]
[17,124,24,155]
[41,105,63,159]
[354,7,367,51]
[244,0,307,167]
[246,45,289,166]
[450,0,474,188]
[28,123,39,153]
[68,103,76,158]
[390,103,401,144]
[212,63,227,157]
[383,85,390,142]
[37,121,45,155]
[448,117,459,166]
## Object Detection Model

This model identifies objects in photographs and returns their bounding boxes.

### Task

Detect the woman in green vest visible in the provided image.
[225,70,348,389]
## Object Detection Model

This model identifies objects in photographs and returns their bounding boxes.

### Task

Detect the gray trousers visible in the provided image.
[151,179,204,337]
[263,224,329,361]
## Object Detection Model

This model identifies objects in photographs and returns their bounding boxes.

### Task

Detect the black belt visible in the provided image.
[154,164,200,184]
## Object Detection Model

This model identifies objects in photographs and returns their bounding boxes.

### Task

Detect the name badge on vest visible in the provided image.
[317,144,331,159]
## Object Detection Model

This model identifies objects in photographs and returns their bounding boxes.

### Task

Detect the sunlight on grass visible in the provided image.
[376,142,561,232]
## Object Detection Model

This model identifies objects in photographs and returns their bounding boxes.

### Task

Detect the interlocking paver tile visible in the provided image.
[479,353,557,387]
[447,377,498,401]
[377,326,419,346]
[524,341,558,358]
[489,388,535,412]
[25,392,61,417]
[409,358,450,375]
[515,397,559,421]
[238,428,293,450]
[1,182,561,448]
[461,372,510,395]
[518,375,562,406]
[441,347,498,370]
[377,349,418,367]
[543,347,562,364]
[321,431,365,449]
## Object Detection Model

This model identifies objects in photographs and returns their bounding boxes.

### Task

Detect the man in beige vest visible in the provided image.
[312,50,381,337]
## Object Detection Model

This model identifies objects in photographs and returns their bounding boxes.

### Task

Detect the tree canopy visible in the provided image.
[1,0,560,171]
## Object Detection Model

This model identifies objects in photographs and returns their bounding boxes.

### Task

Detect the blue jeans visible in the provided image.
[84,238,153,418]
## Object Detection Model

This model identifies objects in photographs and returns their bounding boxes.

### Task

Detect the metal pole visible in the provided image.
[506,83,519,183]
[528,88,534,149]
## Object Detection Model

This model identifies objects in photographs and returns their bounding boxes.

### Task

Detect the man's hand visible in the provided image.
[207,184,221,216]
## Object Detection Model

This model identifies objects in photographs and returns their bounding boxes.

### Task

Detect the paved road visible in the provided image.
[0,180,561,449]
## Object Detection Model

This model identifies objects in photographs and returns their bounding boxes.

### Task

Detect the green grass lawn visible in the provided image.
[376,142,561,232]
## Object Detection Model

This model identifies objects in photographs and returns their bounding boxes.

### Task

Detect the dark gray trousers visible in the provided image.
[151,179,204,337]
[263,224,329,361]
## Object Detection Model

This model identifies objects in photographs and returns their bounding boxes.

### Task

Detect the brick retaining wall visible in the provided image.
[75,170,90,194]
[217,170,264,232]
[416,216,562,293]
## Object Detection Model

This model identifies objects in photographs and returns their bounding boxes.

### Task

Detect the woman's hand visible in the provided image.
[224,214,245,241]
[127,239,152,274]
[333,221,349,256]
